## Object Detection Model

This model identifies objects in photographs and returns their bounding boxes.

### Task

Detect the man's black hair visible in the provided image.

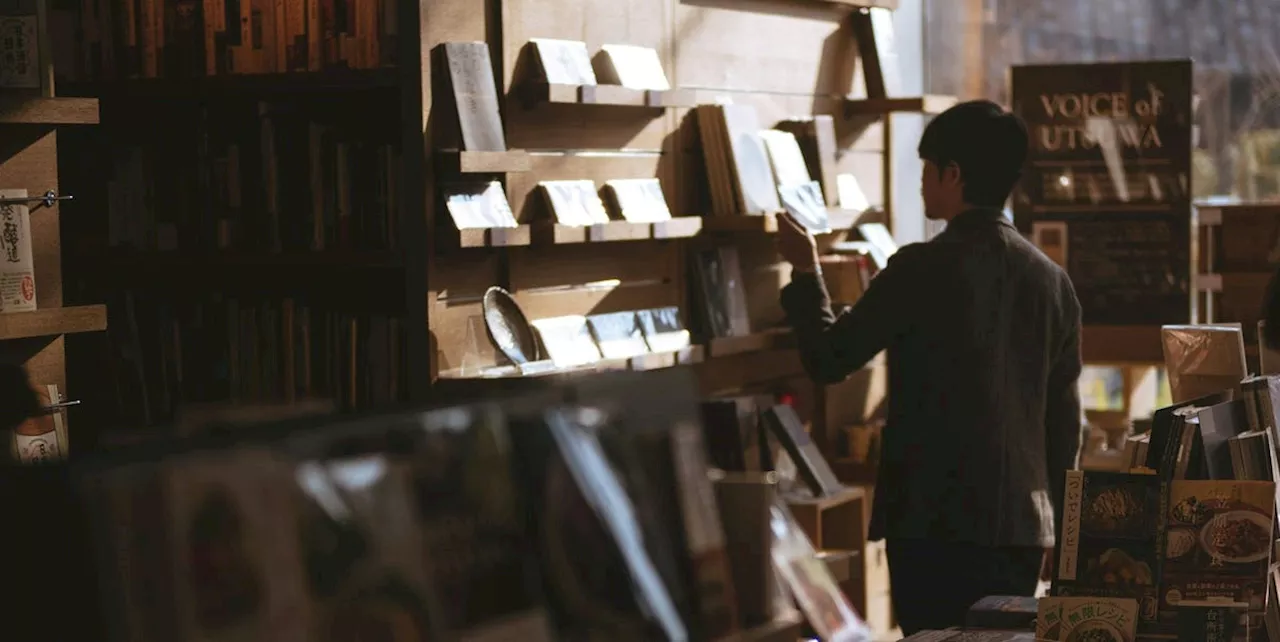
[917,100,1029,208]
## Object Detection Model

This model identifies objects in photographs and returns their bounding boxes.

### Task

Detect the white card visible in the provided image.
[759,130,813,187]
[531,315,602,368]
[540,180,610,226]
[444,182,519,230]
[779,181,831,234]
[606,178,672,223]
[530,38,597,86]
[600,44,670,91]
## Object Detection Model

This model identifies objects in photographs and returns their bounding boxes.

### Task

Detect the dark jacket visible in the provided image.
[780,208,1083,548]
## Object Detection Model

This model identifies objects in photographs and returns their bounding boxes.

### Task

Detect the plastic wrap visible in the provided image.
[1160,324,1247,403]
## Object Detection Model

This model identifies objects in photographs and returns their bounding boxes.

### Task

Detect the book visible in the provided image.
[720,105,781,215]
[763,404,843,498]
[1036,597,1139,641]
[965,595,1039,631]
[529,38,597,86]
[636,307,691,354]
[410,407,554,640]
[1052,471,1162,621]
[605,178,671,223]
[778,181,831,233]
[1197,399,1249,479]
[1174,600,1247,642]
[0,189,36,312]
[599,44,670,91]
[530,315,603,368]
[700,399,750,472]
[586,311,650,360]
[436,42,508,153]
[1161,480,1276,615]
[691,247,751,339]
[769,500,871,642]
[539,180,611,226]
[759,130,813,188]
[443,181,519,230]
[902,631,1034,641]
[10,383,68,463]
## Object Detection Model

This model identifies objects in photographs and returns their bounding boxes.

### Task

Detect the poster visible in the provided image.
[1011,60,1193,325]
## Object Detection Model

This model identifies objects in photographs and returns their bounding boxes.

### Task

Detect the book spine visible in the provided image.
[1058,469,1084,580]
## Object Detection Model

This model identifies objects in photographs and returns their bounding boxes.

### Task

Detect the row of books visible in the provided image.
[1041,374,1280,640]
[106,292,405,428]
[68,368,872,641]
[68,0,396,81]
[102,102,400,253]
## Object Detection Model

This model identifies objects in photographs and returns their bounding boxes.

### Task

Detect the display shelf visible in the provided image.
[701,210,857,235]
[523,82,697,108]
[58,68,399,100]
[437,150,532,174]
[449,225,534,249]
[0,305,107,340]
[820,0,898,7]
[652,216,704,239]
[707,329,794,358]
[843,94,958,116]
[532,220,653,245]
[0,97,99,125]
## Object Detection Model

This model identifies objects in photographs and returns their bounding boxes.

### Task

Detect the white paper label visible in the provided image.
[14,430,61,463]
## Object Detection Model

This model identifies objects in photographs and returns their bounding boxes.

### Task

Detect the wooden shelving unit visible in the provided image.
[844,94,958,116]
[58,68,399,100]
[0,305,107,341]
[0,97,99,125]
[531,220,653,244]
[437,149,532,174]
[522,82,697,108]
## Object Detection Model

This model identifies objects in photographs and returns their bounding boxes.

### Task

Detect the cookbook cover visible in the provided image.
[1036,596,1139,642]
[1160,480,1276,613]
[1052,471,1162,620]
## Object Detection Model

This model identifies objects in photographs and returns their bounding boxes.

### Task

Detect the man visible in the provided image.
[775,100,1083,633]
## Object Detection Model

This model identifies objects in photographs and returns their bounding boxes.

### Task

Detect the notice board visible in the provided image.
[1011,60,1193,326]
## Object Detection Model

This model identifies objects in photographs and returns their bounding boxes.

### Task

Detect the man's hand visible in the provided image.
[776,212,820,273]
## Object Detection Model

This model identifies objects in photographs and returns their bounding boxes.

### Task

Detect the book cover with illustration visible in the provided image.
[1160,480,1276,614]
[1036,596,1139,642]
[1052,471,1163,621]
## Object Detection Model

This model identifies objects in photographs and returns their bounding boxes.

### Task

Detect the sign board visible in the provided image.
[1011,60,1193,326]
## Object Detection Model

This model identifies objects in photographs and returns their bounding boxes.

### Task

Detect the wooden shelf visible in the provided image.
[701,210,857,235]
[523,83,696,108]
[707,329,794,358]
[1082,325,1165,364]
[0,97,99,125]
[844,94,958,116]
[0,305,107,340]
[437,149,532,174]
[532,220,653,245]
[59,68,399,100]
[652,216,704,239]
[449,225,533,249]
[820,0,898,8]
[702,213,781,234]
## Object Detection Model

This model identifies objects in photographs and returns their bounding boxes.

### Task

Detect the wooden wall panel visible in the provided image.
[673,0,857,97]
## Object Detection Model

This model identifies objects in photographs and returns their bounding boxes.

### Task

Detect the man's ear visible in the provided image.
[943,162,963,187]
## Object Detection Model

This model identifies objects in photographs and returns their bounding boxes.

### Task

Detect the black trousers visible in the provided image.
[885,538,1043,635]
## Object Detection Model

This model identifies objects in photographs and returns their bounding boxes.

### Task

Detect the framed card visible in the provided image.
[540,180,610,226]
